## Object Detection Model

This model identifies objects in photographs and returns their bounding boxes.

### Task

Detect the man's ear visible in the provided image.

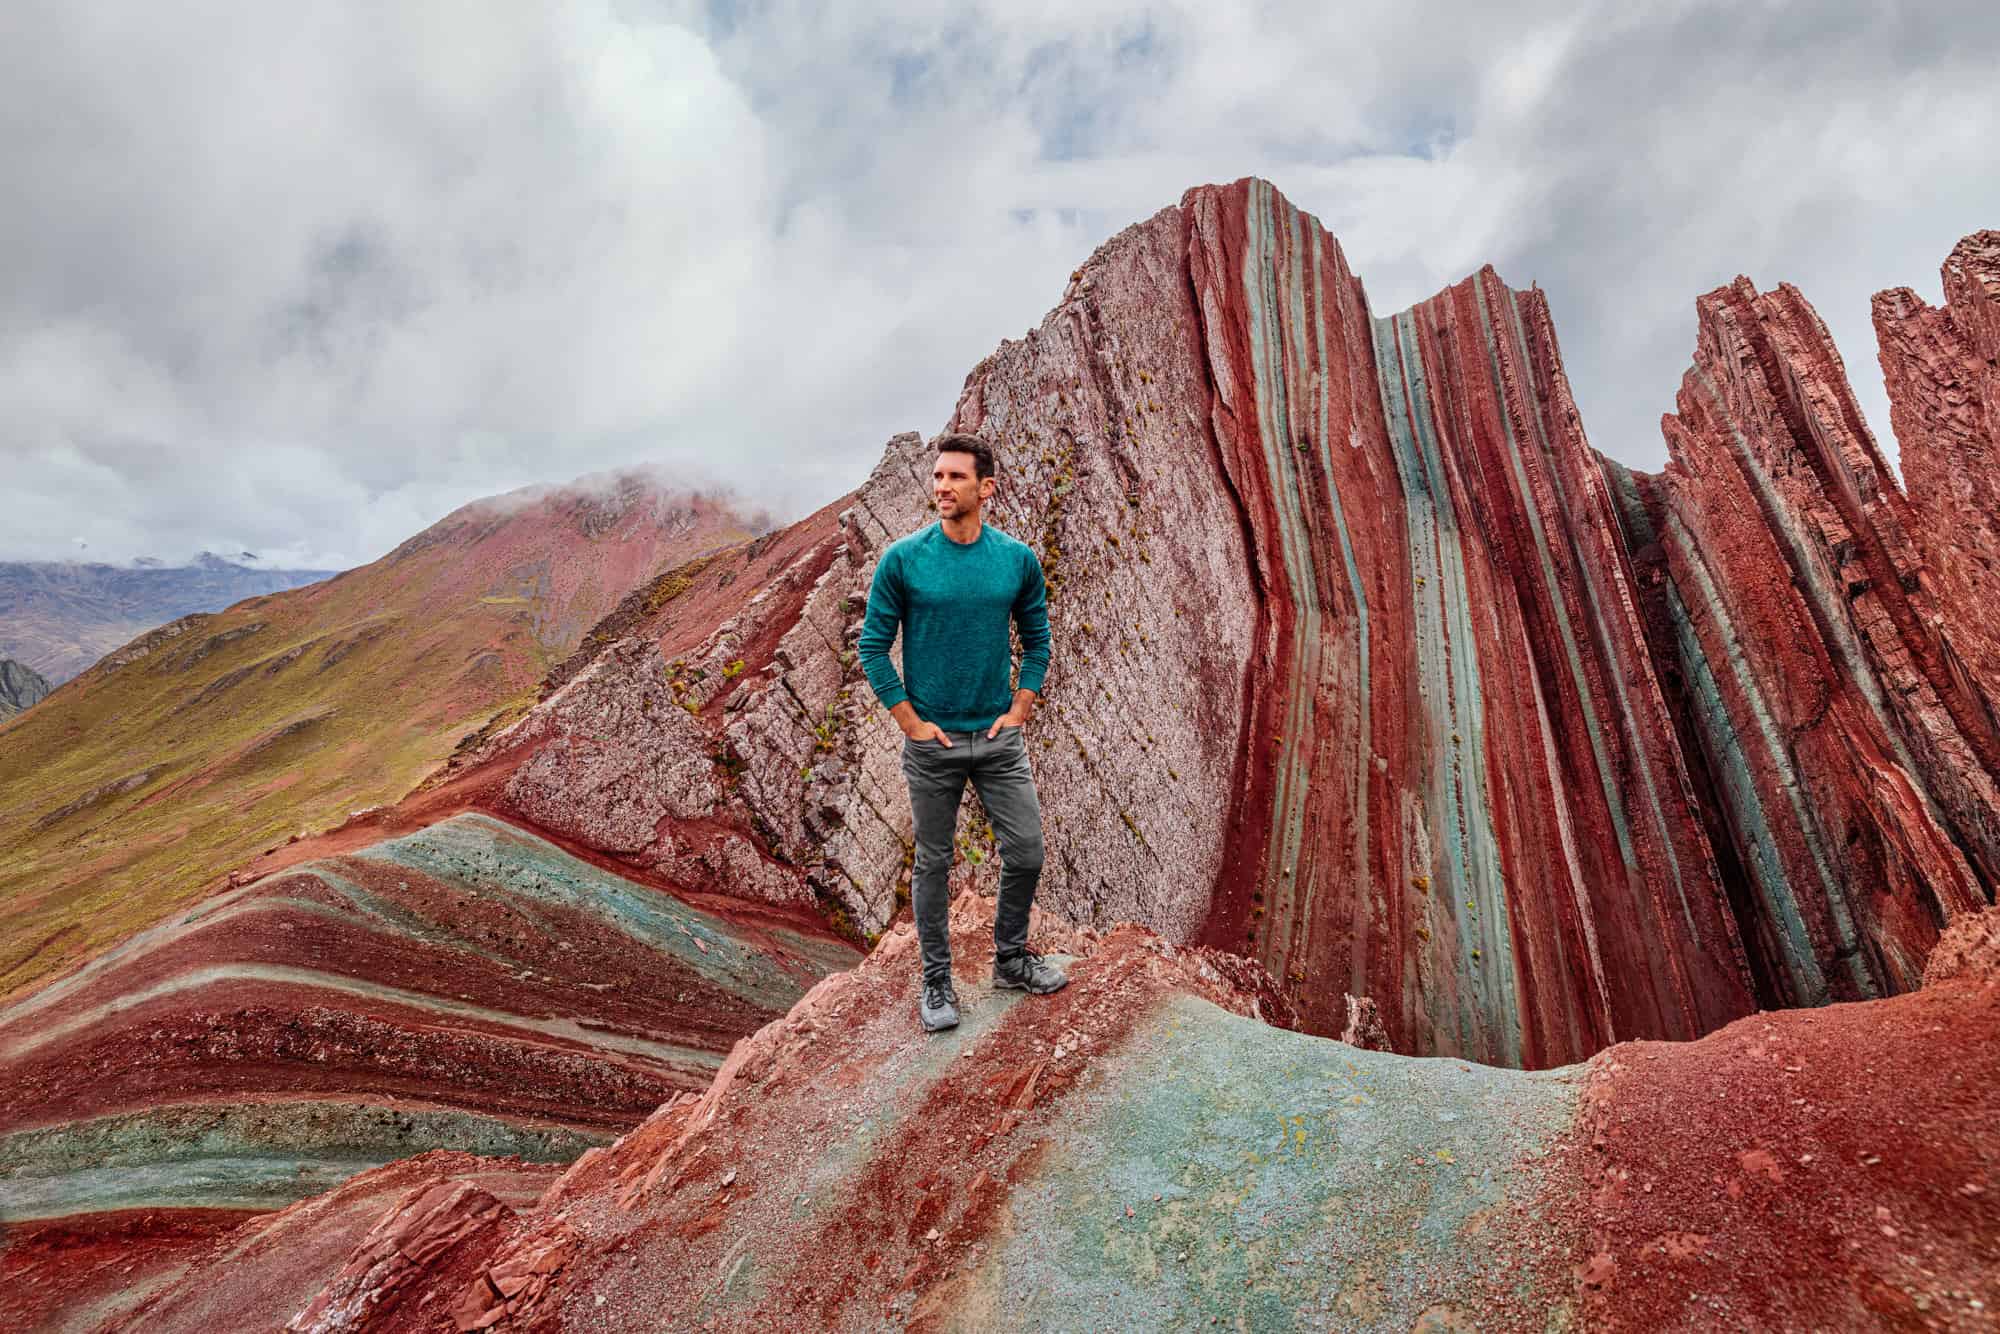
[979,476,997,502]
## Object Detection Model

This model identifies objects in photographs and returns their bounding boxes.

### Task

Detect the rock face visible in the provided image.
[476,179,1756,1067]
[1875,232,2000,741]
[1606,275,1994,1008]
[1166,183,1752,1065]
[0,655,49,719]
[0,1150,563,1334]
[109,894,2000,1332]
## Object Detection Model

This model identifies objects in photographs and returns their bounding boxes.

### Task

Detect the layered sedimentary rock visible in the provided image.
[1167,183,1752,1063]
[10,182,2000,1326]
[108,899,2000,1332]
[1874,232,2000,718]
[0,812,854,1291]
[1605,276,1994,1008]
[458,179,1757,1068]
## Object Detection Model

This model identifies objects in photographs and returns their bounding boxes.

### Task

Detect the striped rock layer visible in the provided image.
[109,898,2000,1333]
[1607,273,1998,1010]
[946,178,1762,1065]
[0,813,854,1267]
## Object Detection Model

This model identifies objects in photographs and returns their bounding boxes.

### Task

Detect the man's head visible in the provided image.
[931,432,997,522]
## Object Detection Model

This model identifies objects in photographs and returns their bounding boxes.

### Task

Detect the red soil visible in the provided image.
[0,1207,261,1334]
[1548,912,2000,1330]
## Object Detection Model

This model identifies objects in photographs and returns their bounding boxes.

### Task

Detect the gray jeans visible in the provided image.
[900,725,1045,985]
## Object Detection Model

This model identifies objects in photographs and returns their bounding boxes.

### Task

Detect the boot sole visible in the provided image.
[920,1014,960,1032]
[992,975,1068,996]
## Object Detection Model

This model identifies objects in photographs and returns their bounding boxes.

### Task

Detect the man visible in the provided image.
[857,431,1066,1033]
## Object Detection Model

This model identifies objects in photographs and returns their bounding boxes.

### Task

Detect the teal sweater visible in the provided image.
[858,521,1051,731]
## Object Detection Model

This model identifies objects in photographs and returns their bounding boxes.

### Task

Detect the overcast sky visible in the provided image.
[5,1,1997,569]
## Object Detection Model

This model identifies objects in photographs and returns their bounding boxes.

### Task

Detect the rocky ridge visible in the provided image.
[1607,273,1997,1008]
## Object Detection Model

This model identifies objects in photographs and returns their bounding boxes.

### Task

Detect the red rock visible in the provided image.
[474,179,1758,1067]
[1922,904,2000,987]
[1874,232,2000,712]
[1607,273,1991,1007]
[107,890,2000,1331]
[283,1178,509,1331]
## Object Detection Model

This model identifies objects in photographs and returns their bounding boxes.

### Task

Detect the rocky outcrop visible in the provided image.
[1923,903,2000,988]
[1169,184,1752,1065]
[467,180,1758,1068]
[111,893,2000,1331]
[1874,232,2000,732]
[1606,276,1993,1008]
[0,656,50,719]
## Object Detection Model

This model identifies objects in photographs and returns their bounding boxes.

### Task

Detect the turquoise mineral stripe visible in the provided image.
[1279,202,1333,971]
[1601,456,1825,1004]
[1309,226,1373,999]
[1372,307,1522,1066]
[361,813,825,1012]
[0,1102,605,1222]
[1392,310,1523,1064]
[1657,531,1829,1004]
[1662,510,1850,1001]
[1693,369,1918,995]
[1240,180,1324,983]
[1475,282,1709,968]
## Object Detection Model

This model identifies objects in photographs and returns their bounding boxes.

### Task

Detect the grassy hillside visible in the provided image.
[0,475,759,1001]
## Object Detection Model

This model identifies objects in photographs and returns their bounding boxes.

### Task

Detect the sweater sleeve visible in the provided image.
[1012,546,1051,695]
[857,548,909,710]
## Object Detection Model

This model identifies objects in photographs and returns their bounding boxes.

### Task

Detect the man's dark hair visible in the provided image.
[933,431,997,480]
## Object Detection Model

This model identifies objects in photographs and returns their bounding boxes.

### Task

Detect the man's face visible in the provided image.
[932,451,992,519]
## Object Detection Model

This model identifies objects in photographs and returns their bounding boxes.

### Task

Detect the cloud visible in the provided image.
[3,0,1996,566]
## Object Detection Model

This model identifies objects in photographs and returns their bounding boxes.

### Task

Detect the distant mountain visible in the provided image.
[0,471,763,1001]
[0,552,339,685]
[0,658,50,720]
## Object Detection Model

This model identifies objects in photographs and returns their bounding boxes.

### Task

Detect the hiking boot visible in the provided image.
[919,979,960,1032]
[993,947,1068,995]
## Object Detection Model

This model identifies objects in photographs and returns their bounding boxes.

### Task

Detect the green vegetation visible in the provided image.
[0,514,750,1003]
